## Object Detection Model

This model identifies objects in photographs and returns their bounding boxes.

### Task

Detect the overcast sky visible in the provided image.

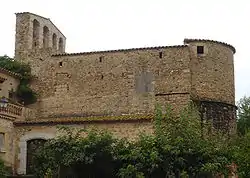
[0,0,249,102]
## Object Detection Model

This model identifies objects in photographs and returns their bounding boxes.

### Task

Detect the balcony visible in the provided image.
[0,101,23,120]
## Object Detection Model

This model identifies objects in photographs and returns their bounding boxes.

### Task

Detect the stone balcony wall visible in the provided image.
[0,103,23,120]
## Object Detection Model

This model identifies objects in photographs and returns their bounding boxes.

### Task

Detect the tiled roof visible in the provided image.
[0,67,22,79]
[14,114,154,126]
[184,38,236,54]
[15,12,66,38]
[0,115,16,121]
[52,45,188,57]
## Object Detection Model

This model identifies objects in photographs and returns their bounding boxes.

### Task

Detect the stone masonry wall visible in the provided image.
[15,13,30,62]
[0,72,20,99]
[29,46,191,119]
[187,41,235,105]
[14,121,153,173]
[15,12,66,63]
[14,13,237,123]
[199,101,237,134]
[185,40,236,134]
[0,118,14,167]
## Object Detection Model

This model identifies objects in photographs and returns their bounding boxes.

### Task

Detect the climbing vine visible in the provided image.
[0,55,36,105]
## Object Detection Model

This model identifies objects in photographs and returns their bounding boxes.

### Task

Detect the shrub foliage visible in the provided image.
[31,104,245,178]
[0,55,36,104]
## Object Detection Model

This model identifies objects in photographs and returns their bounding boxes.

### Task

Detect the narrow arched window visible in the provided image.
[59,37,63,52]
[52,33,57,49]
[32,19,40,48]
[43,26,49,48]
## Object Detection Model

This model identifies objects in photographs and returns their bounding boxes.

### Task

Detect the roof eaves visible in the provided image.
[14,114,154,126]
[184,38,236,54]
[0,67,22,79]
[52,45,188,57]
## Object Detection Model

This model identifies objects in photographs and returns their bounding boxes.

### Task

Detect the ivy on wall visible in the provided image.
[0,55,37,105]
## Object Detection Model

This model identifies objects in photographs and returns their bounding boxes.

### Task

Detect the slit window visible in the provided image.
[99,56,104,62]
[59,62,63,67]
[197,46,204,54]
[159,52,163,58]
[9,90,13,99]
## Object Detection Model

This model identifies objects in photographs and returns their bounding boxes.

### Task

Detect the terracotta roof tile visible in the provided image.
[52,45,188,57]
[184,38,236,54]
[14,114,154,126]
[0,67,22,79]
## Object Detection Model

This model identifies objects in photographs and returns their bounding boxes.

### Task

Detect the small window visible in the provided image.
[197,46,204,54]
[0,77,6,83]
[159,52,163,58]
[0,133,5,150]
[59,62,63,67]
[8,91,13,99]
[99,56,104,62]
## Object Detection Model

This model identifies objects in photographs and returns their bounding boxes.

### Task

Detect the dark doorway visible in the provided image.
[26,139,47,175]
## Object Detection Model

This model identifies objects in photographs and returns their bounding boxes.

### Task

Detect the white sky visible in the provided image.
[0,0,249,102]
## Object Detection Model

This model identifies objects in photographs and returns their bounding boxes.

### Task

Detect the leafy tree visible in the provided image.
[0,158,11,178]
[0,55,36,104]
[118,165,144,178]
[0,159,5,178]
[227,130,250,178]
[33,104,235,178]
[151,104,231,177]
[33,127,120,178]
[237,96,250,135]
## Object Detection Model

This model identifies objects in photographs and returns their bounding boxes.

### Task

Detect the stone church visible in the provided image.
[0,12,237,175]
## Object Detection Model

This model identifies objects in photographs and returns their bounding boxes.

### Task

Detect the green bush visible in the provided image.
[0,159,5,178]
[32,104,237,178]
[228,131,250,178]
[0,55,36,105]
[0,159,10,178]
[237,96,250,136]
